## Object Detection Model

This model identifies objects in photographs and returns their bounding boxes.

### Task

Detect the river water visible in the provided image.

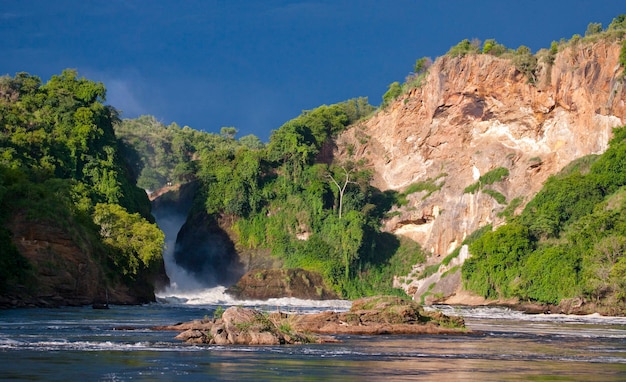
[1,288,625,381]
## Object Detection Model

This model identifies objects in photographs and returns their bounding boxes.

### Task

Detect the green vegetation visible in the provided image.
[93,203,164,275]
[114,116,255,191]
[482,39,509,56]
[479,167,510,185]
[0,70,162,294]
[379,56,432,110]
[440,15,626,85]
[395,174,445,206]
[447,39,481,57]
[482,189,506,204]
[4,14,626,305]
[463,167,509,204]
[176,96,417,298]
[512,45,538,83]
[497,196,524,221]
[381,82,402,108]
[462,126,626,310]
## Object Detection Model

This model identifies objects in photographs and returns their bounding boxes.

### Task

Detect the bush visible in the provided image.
[482,39,509,56]
[512,46,538,83]
[447,39,481,57]
[464,167,508,195]
[585,22,603,36]
[608,14,626,31]
[497,196,524,221]
[381,82,402,108]
[463,223,533,299]
[521,245,581,304]
[480,167,509,185]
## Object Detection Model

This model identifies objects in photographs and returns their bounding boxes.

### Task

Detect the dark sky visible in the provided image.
[1,1,623,141]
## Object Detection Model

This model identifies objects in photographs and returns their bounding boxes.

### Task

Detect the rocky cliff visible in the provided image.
[2,212,157,308]
[335,40,626,300]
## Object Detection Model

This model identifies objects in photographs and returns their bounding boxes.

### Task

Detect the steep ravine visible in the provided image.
[335,40,626,302]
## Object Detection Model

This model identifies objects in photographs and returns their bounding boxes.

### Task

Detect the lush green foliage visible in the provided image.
[0,70,161,292]
[497,196,524,221]
[114,116,260,191]
[462,126,626,308]
[463,222,532,298]
[93,203,165,275]
[190,97,423,298]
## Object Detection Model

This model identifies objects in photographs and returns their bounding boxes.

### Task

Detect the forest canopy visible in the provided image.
[0,70,162,292]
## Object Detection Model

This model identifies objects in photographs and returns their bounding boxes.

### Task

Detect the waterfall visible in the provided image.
[154,209,206,293]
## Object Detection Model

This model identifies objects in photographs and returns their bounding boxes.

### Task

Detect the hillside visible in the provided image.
[0,70,167,307]
[334,35,626,308]
[3,18,626,311]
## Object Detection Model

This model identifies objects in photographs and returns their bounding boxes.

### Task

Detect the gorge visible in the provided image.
[2,28,626,314]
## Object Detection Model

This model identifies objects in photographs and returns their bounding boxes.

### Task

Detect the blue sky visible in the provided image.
[1,1,623,141]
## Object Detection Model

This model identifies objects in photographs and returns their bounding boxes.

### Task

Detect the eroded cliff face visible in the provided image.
[2,212,158,308]
[335,40,626,299]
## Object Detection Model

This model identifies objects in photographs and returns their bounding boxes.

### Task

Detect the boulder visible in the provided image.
[156,295,467,345]
[225,268,338,300]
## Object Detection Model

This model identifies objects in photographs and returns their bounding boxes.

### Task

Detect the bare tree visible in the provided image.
[327,165,354,219]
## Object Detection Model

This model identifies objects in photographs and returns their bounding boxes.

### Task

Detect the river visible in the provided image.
[1,288,625,381]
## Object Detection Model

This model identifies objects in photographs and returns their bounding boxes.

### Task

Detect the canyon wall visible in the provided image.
[335,40,626,299]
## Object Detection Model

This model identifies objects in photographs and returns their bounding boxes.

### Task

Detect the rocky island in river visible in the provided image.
[153,296,467,345]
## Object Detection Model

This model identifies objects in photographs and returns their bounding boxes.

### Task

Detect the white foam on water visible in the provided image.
[155,285,351,313]
[430,305,626,325]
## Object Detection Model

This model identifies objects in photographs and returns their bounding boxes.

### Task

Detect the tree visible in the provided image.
[93,203,164,275]
[464,223,533,299]
[239,134,264,150]
[327,165,354,219]
[608,14,626,31]
[447,38,481,57]
[220,126,238,140]
[413,57,432,74]
[512,45,538,83]
[482,39,508,56]
[585,22,603,36]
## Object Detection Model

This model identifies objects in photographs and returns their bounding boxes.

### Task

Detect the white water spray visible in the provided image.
[153,208,206,293]
[152,202,351,311]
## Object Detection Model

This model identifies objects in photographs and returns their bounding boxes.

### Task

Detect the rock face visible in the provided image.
[225,268,338,300]
[334,40,626,300]
[288,295,465,335]
[157,296,466,345]
[2,212,155,308]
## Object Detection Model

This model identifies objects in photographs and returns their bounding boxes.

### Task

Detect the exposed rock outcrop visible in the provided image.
[155,296,467,345]
[335,40,626,301]
[225,268,338,300]
[1,212,155,308]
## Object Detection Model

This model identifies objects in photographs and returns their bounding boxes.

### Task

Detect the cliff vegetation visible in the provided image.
[3,15,626,312]
[0,70,164,306]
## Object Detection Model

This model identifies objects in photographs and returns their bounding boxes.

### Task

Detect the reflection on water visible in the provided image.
[0,304,625,381]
